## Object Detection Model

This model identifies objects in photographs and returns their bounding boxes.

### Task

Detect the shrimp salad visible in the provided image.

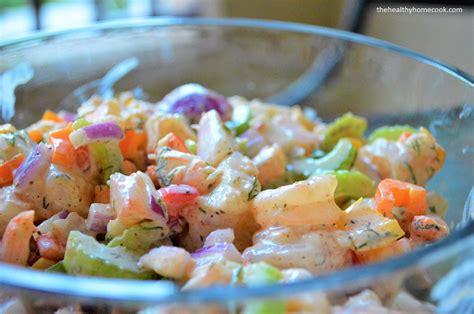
[0,83,450,312]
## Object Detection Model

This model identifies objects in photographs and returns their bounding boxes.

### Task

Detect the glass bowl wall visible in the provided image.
[0,18,472,313]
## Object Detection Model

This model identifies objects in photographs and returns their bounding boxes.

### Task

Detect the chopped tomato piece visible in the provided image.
[158,133,190,153]
[0,153,25,187]
[123,159,137,175]
[42,110,66,123]
[119,129,147,160]
[159,184,199,218]
[48,127,75,167]
[374,179,427,219]
[398,131,412,141]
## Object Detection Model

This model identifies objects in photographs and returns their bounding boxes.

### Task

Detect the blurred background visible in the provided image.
[0,0,473,73]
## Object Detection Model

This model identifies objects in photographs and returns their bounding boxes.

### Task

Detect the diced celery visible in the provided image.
[71,119,91,130]
[320,113,367,151]
[293,139,356,177]
[321,170,376,204]
[241,262,286,314]
[242,262,283,286]
[368,125,416,143]
[224,105,252,136]
[107,222,170,255]
[184,139,197,154]
[63,231,156,279]
[46,261,66,273]
[90,142,123,183]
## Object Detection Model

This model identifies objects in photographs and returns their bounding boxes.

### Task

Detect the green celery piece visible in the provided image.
[242,300,286,314]
[320,113,367,151]
[90,142,123,183]
[107,222,170,255]
[293,139,356,177]
[63,231,156,279]
[242,262,283,286]
[241,262,286,314]
[71,118,91,130]
[314,170,376,204]
[225,105,252,136]
[46,261,66,273]
[184,139,197,154]
[368,125,416,143]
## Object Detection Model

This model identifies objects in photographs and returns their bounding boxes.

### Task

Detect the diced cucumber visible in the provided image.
[293,139,356,177]
[63,231,156,279]
[368,125,416,143]
[320,113,367,151]
[107,222,170,255]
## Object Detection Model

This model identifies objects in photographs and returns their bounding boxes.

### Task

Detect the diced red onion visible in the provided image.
[150,195,167,219]
[160,83,232,123]
[191,243,243,263]
[69,122,123,148]
[58,210,70,219]
[58,111,76,123]
[13,143,51,188]
[86,204,115,233]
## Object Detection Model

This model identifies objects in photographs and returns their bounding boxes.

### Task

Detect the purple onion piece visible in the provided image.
[58,110,76,123]
[58,210,70,219]
[161,83,232,123]
[150,195,166,219]
[13,143,51,188]
[191,243,231,258]
[83,122,123,140]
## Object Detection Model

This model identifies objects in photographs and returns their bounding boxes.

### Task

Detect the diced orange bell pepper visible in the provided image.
[0,153,25,187]
[48,127,76,168]
[28,129,44,143]
[374,179,427,219]
[42,110,66,123]
[119,129,147,160]
[158,132,190,153]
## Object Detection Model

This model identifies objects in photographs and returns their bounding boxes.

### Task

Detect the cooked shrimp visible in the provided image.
[355,129,445,186]
[243,226,353,275]
[409,215,449,242]
[252,144,287,187]
[0,210,35,265]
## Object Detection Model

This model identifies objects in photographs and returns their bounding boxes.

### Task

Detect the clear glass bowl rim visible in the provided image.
[0,17,472,304]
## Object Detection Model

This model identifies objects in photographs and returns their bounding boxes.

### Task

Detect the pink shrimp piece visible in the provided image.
[0,210,35,265]
[409,215,449,242]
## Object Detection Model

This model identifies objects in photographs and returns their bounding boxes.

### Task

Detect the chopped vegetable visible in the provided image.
[374,179,427,219]
[0,153,24,187]
[320,113,367,151]
[108,221,170,255]
[48,127,76,168]
[224,104,252,135]
[119,129,147,161]
[368,125,416,143]
[184,139,197,154]
[69,122,123,148]
[293,138,357,176]
[241,262,287,314]
[63,231,156,279]
[157,132,190,153]
[42,110,66,123]
[321,170,377,204]
[161,83,232,123]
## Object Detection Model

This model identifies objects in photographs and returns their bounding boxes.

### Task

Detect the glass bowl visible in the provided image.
[0,18,473,313]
